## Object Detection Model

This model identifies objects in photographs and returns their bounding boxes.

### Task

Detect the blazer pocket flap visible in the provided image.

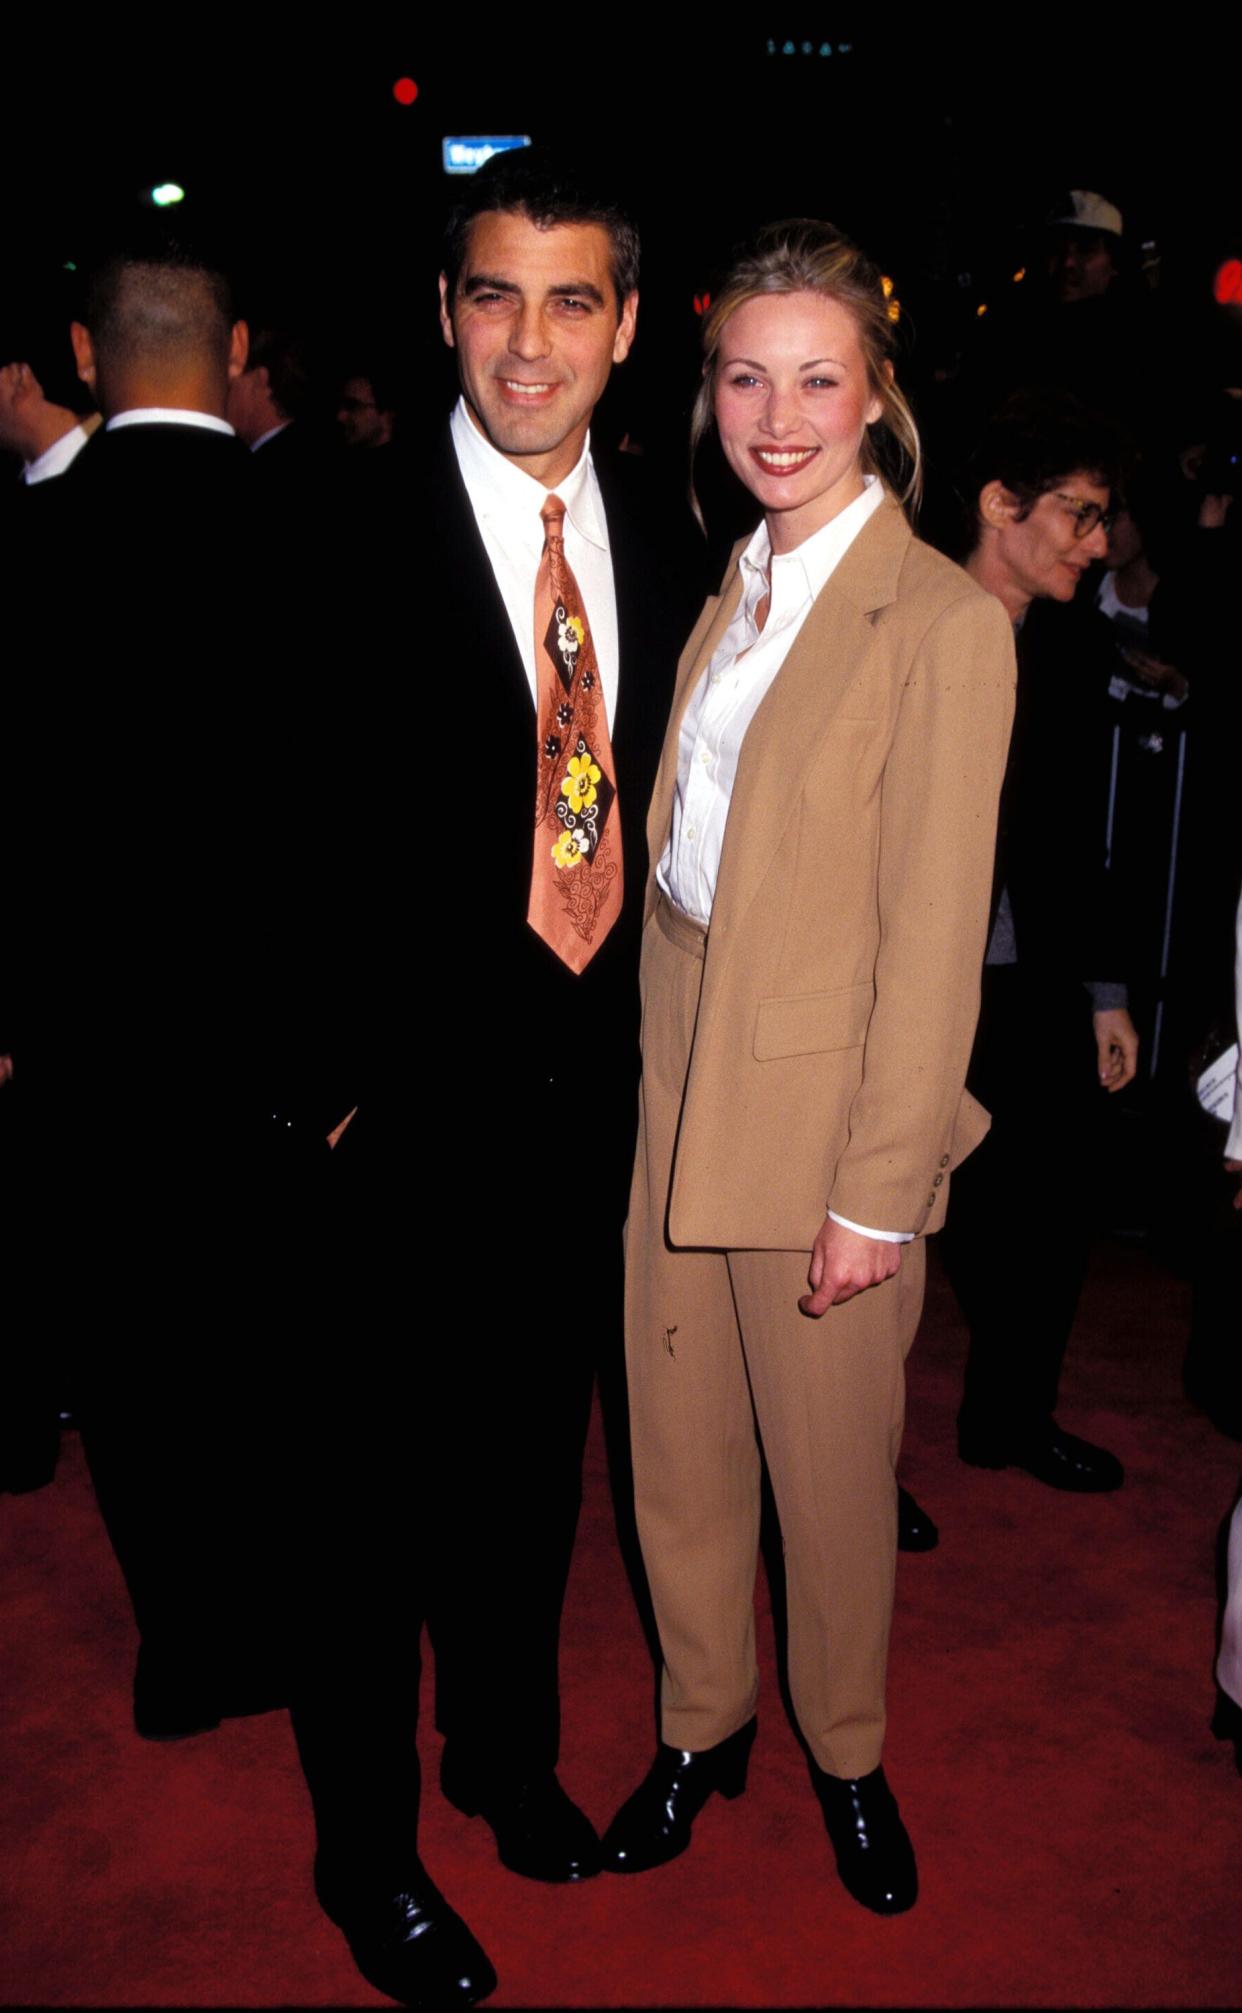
[753,983,873,1060]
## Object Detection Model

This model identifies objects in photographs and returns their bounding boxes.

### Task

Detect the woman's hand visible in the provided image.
[1093,1008,1139,1092]
[799,1217,902,1316]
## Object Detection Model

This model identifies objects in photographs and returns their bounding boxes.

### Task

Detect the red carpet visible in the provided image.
[2,1240,1239,2007]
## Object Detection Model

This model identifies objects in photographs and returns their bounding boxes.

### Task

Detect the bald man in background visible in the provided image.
[11,236,476,2006]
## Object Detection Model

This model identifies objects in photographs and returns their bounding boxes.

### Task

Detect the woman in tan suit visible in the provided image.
[599,221,1016,1914]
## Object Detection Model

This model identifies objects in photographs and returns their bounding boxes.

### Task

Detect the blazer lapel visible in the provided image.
[705,495,913,948]
[433,427,536,726]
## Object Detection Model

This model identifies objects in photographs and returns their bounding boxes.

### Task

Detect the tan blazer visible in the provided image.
[645,493,1017,1251]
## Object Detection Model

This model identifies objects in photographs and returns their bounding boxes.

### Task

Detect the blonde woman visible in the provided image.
[600,220,1016,1913]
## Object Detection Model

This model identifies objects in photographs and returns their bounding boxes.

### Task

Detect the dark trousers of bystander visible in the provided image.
[939,965,1101,1440]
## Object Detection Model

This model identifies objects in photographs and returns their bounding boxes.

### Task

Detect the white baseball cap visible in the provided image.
[1048,190,1124,239]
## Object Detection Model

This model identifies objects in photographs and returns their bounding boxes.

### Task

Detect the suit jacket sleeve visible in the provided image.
[827,589,1016,1234]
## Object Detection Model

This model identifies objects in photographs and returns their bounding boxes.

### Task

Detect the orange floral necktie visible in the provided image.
[527,493,623,973]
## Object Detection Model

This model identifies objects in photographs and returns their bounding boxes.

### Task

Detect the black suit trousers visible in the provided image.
[422,1064,628,1780]
[939,965,1100,1433]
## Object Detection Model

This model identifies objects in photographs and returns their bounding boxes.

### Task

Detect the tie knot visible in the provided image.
[541,493,567,542]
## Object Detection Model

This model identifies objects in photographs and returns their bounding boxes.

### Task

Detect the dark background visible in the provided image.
[7,24,1237,459]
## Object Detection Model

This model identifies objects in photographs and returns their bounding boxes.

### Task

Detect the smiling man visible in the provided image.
[938,391,1139,1497]
[439,204,636,480]
[288,148,703,2008]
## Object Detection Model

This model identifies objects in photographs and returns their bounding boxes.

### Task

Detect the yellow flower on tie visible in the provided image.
[552,830,585,870]
[566,615,585,647]
[562,754,601,813]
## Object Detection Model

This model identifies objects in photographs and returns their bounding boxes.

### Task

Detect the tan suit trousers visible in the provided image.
[625,896,927,1780]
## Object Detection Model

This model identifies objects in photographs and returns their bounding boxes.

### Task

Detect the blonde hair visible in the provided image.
[690,218,922,531]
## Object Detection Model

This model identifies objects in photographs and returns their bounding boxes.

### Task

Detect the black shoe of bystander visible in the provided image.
[958,1416,1123,1492]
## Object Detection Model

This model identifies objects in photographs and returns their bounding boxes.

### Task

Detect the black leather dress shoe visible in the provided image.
[810,1762,918,1915]
[897,1485,939,1552]
[439,1760,602,1882]
[315,1857,497,2008]
[601,1716,757,1873]
[958,1416,1124,1492]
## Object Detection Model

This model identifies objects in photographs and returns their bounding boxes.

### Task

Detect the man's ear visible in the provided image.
[979,478,1021,529]
[438,273,457,350]
[228,320,250,381]
[70,322,96,393]
[612,290,639,366]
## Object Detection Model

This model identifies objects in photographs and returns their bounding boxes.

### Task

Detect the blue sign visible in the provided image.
[442,136,532,177]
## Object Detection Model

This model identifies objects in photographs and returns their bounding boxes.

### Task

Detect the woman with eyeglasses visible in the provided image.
[598,220,1016,1914]
[928,391,1141,1499]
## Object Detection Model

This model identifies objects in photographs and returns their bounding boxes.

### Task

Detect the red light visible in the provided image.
[1213,258,1242,306]
[693,292,712,317]
[392,76,419,106]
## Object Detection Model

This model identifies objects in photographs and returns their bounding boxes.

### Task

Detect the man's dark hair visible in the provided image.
[442,146,640,314]
[967,390,1127,524]
[85,237,235,375]
[246,327,313,421]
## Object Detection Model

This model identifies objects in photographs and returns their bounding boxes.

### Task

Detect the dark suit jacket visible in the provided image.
[248,418,344,516]
[380,421,707,1217]
[14,421,340,1274]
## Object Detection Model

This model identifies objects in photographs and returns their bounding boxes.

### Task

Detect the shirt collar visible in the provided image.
[251,420,292,453]
[106,408,235,437]
[24,422,92,486]
[738,474,885,620]
[450,396,607,552]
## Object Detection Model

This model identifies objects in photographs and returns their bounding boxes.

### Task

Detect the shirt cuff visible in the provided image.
[827,1211,914,1245]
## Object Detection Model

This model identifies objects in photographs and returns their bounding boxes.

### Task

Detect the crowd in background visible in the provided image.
[0,165,1238,2007]
[4,178,1237,1408]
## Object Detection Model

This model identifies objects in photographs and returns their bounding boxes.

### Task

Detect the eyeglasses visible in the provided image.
[1053,492,1115,539]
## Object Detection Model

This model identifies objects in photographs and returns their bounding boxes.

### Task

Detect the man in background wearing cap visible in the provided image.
[971,185,1164,447]
[1047,189,1125,305]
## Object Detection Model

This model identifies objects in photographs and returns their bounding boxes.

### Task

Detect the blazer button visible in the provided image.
[933,1172,944,1187]
[939,1153,950,1168]
[926,1194,936,1210]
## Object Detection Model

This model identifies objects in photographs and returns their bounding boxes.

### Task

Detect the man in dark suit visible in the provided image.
[22,239,313,1738]
[13,241,483,2006]
[939,393,1138,1493]
[419,143,696,1864]
[225,325,332,489]
[284,148,704,2005]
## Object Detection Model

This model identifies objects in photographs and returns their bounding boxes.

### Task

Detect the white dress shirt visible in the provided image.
[659,476,883,921]
[658,476,907,1243]
[449,397,619,733]
[23,422,94,486]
